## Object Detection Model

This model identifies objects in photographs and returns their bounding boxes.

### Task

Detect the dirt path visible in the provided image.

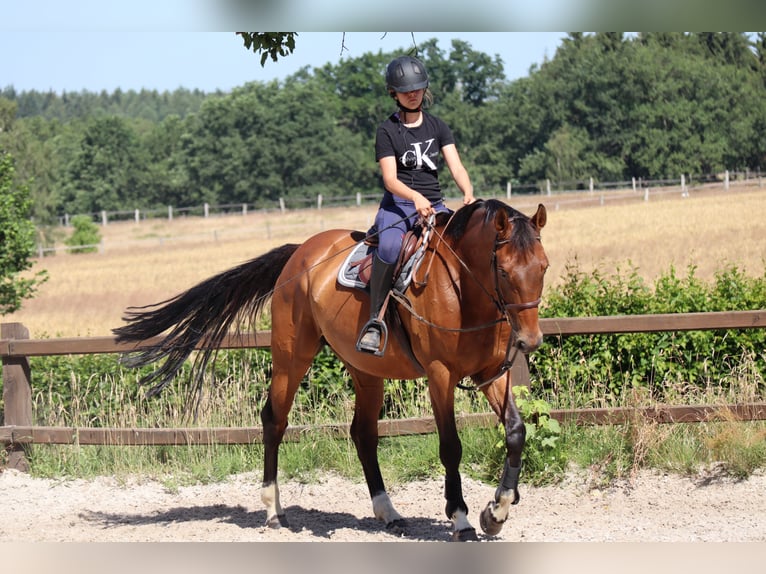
[2,467,765,542]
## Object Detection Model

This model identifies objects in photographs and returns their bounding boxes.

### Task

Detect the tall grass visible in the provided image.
[12,336,765,489]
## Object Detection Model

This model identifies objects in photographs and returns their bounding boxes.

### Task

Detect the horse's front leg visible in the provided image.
[348,370,406,532]
[479,373,525,537]
[429,372,478,541]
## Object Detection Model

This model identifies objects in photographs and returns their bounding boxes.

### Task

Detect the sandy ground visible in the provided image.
[2,466,765,543]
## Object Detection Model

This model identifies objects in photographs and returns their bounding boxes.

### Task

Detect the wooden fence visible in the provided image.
[3,310,766,472]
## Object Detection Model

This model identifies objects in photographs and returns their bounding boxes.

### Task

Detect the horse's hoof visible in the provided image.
[386,518,407,536]
[265,514,289,529]
[451,527,479,542]
[479,501,505,536]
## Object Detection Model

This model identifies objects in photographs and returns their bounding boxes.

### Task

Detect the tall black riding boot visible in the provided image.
[356,253,397,355]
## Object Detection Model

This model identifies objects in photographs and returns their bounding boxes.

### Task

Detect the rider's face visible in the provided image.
[397,89,425,109]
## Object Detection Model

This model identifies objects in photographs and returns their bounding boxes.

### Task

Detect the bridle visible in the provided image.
[393,216,542,391]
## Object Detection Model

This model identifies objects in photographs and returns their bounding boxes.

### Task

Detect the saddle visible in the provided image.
[337,222,429,294]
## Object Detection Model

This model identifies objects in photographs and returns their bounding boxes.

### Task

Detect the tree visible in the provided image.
[0,152,47,315]
[63,116,144,213]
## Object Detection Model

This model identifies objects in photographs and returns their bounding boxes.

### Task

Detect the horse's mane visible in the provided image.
[444,199,537,251]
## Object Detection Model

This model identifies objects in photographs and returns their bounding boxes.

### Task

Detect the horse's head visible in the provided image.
[447,199,548,354]
[491,202,548,353]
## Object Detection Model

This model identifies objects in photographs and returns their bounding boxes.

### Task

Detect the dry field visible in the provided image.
[4,185,766,338]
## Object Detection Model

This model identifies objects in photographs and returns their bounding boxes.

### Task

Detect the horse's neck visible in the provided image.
[434,238,500,319]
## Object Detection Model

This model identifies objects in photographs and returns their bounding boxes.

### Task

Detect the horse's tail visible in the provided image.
[113,243,300,399]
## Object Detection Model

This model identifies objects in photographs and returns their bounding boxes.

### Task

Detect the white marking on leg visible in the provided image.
[372,492,404,524]
[490,491,515,523]
[451,509,474,533]
[261,481,283,522]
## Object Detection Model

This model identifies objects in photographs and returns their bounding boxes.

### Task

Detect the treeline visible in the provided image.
[1,32,765,225]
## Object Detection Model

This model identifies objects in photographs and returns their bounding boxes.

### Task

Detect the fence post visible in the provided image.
[279,198,286,213]
[724,170,730,191]
[1,323,32,472]
[317,194,323,210]
[134,209,140,223]
[507,181,512,199]
[101,210,107,226]
[356,192,362,207]
[168,205,174,221]
[242,203,247,216]
[204,203,209,218]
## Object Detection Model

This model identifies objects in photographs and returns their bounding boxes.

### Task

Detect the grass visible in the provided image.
[2,184,765,485]
[10,344,763,488]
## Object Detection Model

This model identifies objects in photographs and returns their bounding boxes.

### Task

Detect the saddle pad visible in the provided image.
[337,241,375,290]
[337,237,426,294]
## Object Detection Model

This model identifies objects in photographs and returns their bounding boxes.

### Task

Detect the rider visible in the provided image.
[356,55,476,355]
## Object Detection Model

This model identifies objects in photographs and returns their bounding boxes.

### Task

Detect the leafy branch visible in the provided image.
[235,33,298,66]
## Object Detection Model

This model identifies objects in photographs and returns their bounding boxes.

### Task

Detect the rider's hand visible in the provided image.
[413,192,434,218]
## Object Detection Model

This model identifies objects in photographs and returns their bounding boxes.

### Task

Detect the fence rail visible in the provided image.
[56,170,764,228]
[3,310,766,471]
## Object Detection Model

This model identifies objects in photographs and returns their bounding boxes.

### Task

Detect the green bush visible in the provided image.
[532,261,766,404]
[65,214,101,254]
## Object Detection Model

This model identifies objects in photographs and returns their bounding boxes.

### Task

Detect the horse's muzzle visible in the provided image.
[514,330,542,354]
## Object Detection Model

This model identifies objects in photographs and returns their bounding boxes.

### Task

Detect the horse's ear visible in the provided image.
[494,207,510,235]
[532,203,547,230]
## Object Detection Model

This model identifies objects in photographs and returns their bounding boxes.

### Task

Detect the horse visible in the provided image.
[112,198,549,541]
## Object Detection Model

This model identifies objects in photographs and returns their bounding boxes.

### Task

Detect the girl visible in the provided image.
[357,55,476,354]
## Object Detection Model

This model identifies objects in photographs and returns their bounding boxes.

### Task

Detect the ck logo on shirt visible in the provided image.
[400,138,437,170]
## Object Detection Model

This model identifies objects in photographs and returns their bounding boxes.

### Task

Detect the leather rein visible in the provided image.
[391,216,540,391]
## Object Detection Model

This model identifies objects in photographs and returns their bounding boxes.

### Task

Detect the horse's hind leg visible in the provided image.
[346,368,405,532]
[260,328,321,529]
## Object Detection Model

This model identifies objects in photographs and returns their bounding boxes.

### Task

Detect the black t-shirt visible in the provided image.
[375,111,456,203]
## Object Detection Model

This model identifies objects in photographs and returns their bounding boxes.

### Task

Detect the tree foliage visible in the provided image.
[0,33,764,224]
[0,153,47,314]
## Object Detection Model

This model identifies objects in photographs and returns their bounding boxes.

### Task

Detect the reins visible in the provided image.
[401,213,541,392]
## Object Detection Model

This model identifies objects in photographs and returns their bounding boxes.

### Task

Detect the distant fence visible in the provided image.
[3,310,765,472]
[37,171,765,257]
[54,170,763,228]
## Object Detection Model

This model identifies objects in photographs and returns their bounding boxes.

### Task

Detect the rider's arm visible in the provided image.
[441,144,475,206]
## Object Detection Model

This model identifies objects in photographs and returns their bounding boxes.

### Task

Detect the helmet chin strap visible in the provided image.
[396,101,421,113]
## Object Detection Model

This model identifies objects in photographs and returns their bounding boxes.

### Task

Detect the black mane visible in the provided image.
[444,199,536,251]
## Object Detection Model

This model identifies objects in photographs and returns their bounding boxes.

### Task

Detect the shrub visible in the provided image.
[65,215,101,254]
[532,261,766,403]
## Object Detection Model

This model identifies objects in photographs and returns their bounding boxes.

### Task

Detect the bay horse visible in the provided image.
[113,198,548,541]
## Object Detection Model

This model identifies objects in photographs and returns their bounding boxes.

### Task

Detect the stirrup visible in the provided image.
[355,319,389,356]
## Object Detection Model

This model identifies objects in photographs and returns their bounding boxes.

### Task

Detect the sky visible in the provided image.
[3,0,760,95]
[1,31,568,95]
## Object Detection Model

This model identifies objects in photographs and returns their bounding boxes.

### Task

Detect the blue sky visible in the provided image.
[6,0,755,94]
[1,31,567,94]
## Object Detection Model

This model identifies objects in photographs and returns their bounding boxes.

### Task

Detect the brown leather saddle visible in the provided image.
[337,219,432,294]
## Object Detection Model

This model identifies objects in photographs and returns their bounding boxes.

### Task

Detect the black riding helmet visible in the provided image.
[385,55,429,93]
